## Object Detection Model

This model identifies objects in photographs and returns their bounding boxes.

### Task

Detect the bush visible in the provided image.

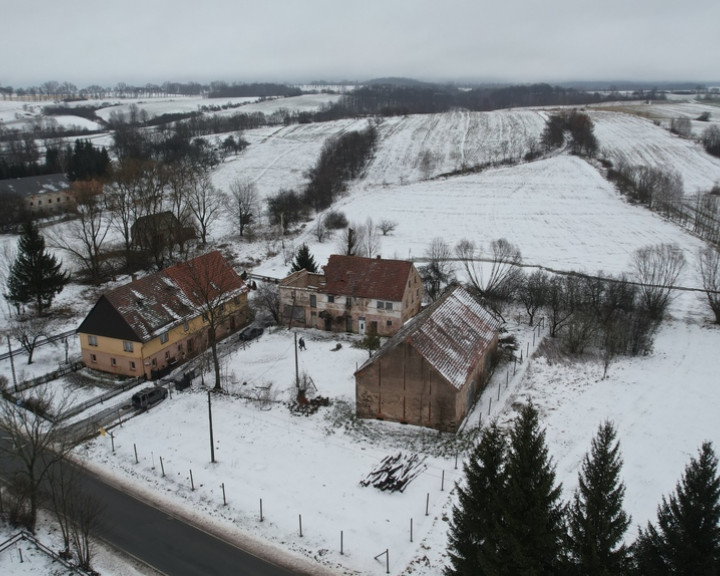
[324,210,349,229]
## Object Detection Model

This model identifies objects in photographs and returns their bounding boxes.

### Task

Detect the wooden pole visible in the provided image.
[294,332,299,388]
[208,390,215,464]
[425,493,429,516]
[441,470,445,491]
[410,518,413,542]
[222,482,226,505]
[190,469,194,491]
[299,514,303,537]
[260,498,263,522]
[134,443,138,464]
[160,456,165,477]
[110,432,115,454]
[340,530,344,555]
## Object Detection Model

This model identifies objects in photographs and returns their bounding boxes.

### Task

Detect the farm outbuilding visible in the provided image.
[355,286,501,432]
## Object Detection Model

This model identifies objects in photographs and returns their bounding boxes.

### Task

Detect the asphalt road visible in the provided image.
[82,471,300,576]
[0,436,305,576]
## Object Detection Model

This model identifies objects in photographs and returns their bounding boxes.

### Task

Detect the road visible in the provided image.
[0,436,306,576]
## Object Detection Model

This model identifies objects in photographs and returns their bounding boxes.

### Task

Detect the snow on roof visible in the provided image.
[360,286,501,390]
[82,251,248,342]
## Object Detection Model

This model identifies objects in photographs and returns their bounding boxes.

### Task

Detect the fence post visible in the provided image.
[410,517,413,542]
[425,493,429,516]
[110,432,115,454]
[222,482,227,506]
[441,470,445,491]
[341,530,344,555]
[160,456,165,477]
[299,514,303,537]
[134,443,138,464]
[260,498,263,522]
[190,469,195,491]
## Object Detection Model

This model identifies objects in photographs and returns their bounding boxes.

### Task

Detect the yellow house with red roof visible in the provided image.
[278,255,422,336]
[77,251,250,380]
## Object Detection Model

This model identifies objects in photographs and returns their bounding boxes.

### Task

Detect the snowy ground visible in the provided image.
[2,96,720,574]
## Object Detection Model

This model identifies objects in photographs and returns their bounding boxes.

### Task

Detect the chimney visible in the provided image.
[131,273,138,282]
[376,254,381,259]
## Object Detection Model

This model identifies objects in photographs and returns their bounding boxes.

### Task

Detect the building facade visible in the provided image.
[278,255,423,336]
[77,251,250,380]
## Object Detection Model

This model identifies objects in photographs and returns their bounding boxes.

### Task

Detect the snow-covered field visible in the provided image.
[2,95,720,574]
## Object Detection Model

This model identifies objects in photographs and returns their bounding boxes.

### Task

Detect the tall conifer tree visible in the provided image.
[567,421,631,576]
[500,402,565,576]
[290,243,318,273]
[446,423,507,576]
[635,442,720,576]
[5,220,69,315]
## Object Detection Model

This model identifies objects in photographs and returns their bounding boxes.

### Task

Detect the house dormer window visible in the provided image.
[88,335,98,346]
[160,331,169,344]
[123,341,134,352]
[328,295,335,303]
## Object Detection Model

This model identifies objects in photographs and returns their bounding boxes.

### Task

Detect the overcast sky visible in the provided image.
[3,0,719,88]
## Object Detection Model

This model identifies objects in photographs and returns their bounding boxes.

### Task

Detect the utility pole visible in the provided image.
[294,332,299,389]
[7,335,17,391]
[208,390,215,463]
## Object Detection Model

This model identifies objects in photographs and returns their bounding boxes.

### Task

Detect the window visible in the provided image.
[377,301,385,309]
[88,335,98,347]
[233,296,239,305]
[183,320,189,332]
[91,354,97,363]
[377,301,393,310]
[123,341,134,352]
[385,302,393,311]
[152,359,157,366]
[387,320,393,326]
[160,331,169,344]
[327,295,334,303]
[310,295,317,308]
[165,351,170,359]
[111,358,116,366]
[130,361,136,370]
[187,340,193,352]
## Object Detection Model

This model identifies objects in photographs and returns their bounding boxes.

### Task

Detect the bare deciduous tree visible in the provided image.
[229,178,258,238]
[518,269,550,326]
[356,218,381,258]
[418,237,455,301]
[378,219,398,236]
[697,244,720,323]
[0,385,74,532]
[253,281,281,324]
[51,181,111,284]
[187,171,225,245]
[455,237,523,302]
[632,243,686,319]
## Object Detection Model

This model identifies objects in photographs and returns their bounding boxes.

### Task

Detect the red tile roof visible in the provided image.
[78,251,248,342]
[321,255,414,301]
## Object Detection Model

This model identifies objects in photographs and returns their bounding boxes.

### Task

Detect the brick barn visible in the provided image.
[354,286,501,432]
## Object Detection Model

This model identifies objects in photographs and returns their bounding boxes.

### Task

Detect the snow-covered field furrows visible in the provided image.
[261,155,705,283]
[591,110,720,192]
[363,110,547,186]
[212,118,368,198]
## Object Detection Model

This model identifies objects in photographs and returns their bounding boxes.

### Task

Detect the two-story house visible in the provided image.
[278,254,422,336]
[77,251,250,380]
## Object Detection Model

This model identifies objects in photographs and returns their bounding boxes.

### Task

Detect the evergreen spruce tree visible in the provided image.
[5,220,69,315]
[500,402,565,576]
[567,421,631,576]
[635,441,720,576]
[290,243,318,273]
[446,423,507,576]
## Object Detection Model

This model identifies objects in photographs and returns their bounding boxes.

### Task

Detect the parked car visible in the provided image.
[238,324,264,341]
[131,386,168,410]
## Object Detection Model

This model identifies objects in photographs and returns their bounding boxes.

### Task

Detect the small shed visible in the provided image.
[355,286,501,432]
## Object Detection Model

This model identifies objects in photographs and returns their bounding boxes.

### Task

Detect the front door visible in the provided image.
[358,317,366,335]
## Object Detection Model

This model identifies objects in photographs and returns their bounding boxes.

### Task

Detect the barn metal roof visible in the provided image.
[358,286,501,390]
